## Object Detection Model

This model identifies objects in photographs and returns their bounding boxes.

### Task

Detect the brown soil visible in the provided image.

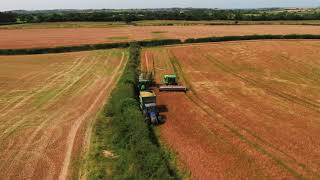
[142,40,320,179]
[2,25,320,49]
[0,49,127,179]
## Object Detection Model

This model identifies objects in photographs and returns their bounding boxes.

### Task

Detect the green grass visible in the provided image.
[152,31,168,34]
[32,88,60,108]
[86,43,179,179]
[70,150,85,180]
[151,31,168,39]
[107,36,129,40]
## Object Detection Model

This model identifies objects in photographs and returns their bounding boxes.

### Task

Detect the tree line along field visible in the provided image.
[2,24,320,49]
[0,49,127,179]
[141,40,320,179]
[3,20,320,30]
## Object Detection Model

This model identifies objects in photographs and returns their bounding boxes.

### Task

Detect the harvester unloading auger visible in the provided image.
[138,71,154,91]
[159,74,187,92]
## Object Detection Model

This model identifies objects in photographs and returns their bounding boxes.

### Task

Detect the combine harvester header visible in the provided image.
[159,74,187,92]
[159,85,187,92]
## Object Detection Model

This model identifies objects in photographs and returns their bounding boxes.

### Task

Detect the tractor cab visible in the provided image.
[138,79,152,91]
[138,72,154,91]
[164,74,178,85]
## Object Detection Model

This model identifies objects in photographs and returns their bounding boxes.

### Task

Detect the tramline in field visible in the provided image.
[0,49,127,179]
[142,40,320,179]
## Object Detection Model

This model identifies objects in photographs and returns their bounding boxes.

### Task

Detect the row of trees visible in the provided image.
[0,12,17,24]
[2,9,320,24]
[0,38,185,55]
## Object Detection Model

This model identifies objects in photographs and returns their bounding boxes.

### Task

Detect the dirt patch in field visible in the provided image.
[0,49,127,179]
[2,25,320,49]
[142,40,320,179]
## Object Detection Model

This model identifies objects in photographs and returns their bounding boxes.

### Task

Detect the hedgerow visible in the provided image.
[0,39,182,55]
[136,39,182,47]
[0,42,130,55]
[184,34,320,43]
[87,43,178,179]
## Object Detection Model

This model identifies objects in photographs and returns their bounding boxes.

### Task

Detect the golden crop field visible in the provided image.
[142,40,320,179]
[0,49,127,179]
[2,24,320,49]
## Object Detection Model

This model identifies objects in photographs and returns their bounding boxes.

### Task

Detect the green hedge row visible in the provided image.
[0,39,182,55]
[184,34,320,43]
[0,42,130,55]
[87,43,177,179]
[136,39,182,47]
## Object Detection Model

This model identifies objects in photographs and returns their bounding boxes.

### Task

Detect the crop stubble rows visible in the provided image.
[142,40,320,179]
[2,25,320,49]
[0,49,127,179]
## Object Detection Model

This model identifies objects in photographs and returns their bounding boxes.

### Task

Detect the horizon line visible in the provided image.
[2,6,319,12]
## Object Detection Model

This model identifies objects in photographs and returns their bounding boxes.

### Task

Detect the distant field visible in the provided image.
[135,20,320,26]
[142,40,320,179]
[0,49,127,179]
[2,25,320,49]
[3,20,320,30]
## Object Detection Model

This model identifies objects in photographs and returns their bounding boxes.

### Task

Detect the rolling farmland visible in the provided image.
[2,25,320,49]
[142,40,320,179]
[0,49,127,179]
[2,18,320,179]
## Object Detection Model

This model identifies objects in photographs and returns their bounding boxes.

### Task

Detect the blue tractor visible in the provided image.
[139,91,163,125]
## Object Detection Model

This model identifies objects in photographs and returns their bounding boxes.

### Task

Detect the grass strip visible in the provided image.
[86,43,179,179]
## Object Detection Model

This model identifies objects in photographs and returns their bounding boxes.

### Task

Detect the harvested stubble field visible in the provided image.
[142,40,320,179]
[0,49,127,179]
[2,25,320,49]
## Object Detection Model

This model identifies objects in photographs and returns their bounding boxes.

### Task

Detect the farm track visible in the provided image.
[0,50,127,179]
[142,40,320,179]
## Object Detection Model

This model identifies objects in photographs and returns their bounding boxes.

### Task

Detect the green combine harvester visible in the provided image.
[159,74,187,92]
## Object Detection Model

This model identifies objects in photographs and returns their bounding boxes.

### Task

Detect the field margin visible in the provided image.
[0,39,181,55]
[85,43,180,179]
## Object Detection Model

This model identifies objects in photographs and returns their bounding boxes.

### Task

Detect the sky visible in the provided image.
[1,0,320,11]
